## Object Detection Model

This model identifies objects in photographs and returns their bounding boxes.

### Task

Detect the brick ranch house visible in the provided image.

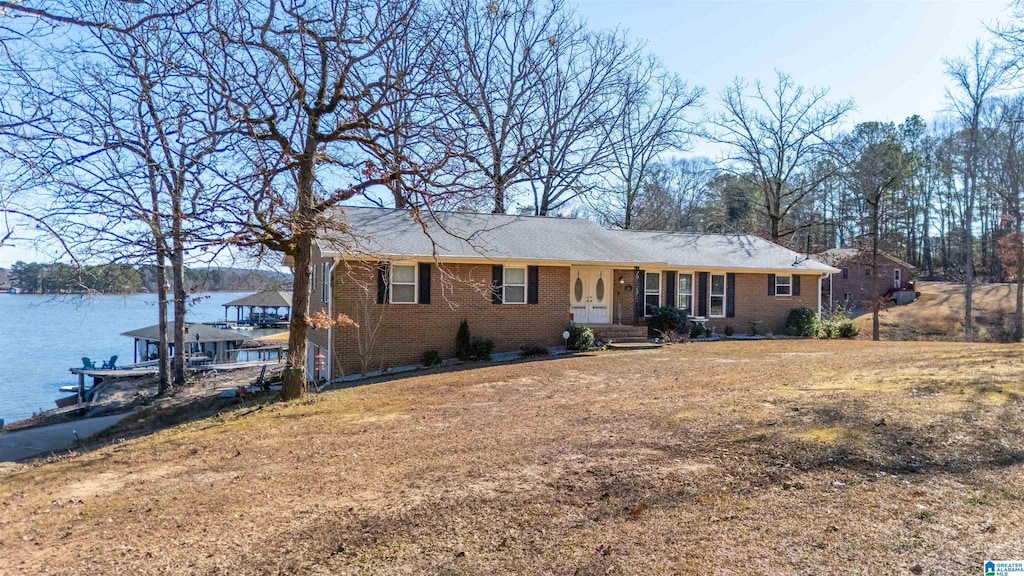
[813,248,916,308]
[303,207,838,379]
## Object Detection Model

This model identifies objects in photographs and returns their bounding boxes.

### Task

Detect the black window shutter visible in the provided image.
[492,265,503,304]
[726,273,736,317]
[418,262,431,304]
[634,269,646,320]
[697,272,708,317]
[665,271,677,308]
[376,262,389,304]
[768,273,776,296]
[527,266,539,304]
[793,274,801,296]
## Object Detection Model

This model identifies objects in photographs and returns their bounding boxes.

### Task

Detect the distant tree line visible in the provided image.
[6,262,287,294]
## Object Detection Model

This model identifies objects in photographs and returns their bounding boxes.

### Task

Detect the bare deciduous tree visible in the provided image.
[193,0,432,399]
[596,58,703,229]
[711,71,853,241]
[945,40,1010,342]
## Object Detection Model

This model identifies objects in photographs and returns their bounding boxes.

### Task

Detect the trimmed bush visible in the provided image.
[837,320,859,339]
[817,306,859,339]
[785,307,818,337]
[646,306,688,338]
[421,349,442,367]
[689,323,706,339]
[568,324,595,350]
[455,319,472,361]
[724,325,735,337]
[470,336,495,360]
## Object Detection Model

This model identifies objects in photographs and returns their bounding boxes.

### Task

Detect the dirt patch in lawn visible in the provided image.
[2,340,1024,574]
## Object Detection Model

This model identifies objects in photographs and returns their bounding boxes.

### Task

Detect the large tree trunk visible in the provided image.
[281,155,316,401]
[871,197,881,342]
[171,228,187,386]
[155,251,170,395]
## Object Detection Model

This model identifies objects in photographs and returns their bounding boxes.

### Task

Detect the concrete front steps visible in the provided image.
[586,324,661,348]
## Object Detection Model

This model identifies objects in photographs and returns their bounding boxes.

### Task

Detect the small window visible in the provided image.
[710,274,726,317]
[864,267,871,277]
[843,292,851,302]
[775,275,792,296]
[503,267,526,304]
[390,264,417,304]
[841,268,848,279]
[644,272,661,316]
[677,273,693,314]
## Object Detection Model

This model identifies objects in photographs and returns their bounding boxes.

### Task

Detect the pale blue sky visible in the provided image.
[574,0,1009,152]
[0,0,1011,267]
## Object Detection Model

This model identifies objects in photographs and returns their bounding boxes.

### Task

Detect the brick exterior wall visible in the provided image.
[311,258,824,377]
[824,255,914,309]
[725,273,820,335]
[329,261,571,376]
[613,268,637,325]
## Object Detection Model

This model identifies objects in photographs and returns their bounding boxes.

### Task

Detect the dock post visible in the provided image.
[77,372,85,404]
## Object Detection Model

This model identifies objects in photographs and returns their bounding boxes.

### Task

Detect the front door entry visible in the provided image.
[570,269,611,324]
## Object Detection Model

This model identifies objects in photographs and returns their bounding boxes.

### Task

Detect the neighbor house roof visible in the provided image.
[223,290,292,309]
[814,248,916,270]
[317,207,839,274]
[121,323,252,343]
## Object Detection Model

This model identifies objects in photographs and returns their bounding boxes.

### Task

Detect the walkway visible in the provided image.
[0,413,132,462]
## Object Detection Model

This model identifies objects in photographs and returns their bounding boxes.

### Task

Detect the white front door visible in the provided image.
[570,269,611,324]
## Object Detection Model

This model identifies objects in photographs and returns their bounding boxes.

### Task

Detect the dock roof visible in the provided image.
[121,323,252,343]
[223,291,292,308]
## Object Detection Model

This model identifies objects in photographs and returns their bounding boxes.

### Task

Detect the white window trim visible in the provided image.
[709,273,727,318]
[775,274,792,297]
[503,266,527,305]
[644,271,661,317]
[677,271,694,315]
[389,262,418,304]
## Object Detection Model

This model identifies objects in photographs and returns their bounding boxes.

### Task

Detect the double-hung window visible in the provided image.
[775,274,792,296]
[710,274,726,317]
[390,264,417,304]
[644,272,661,316]
[503,267,526,304]
[677,273,693,315]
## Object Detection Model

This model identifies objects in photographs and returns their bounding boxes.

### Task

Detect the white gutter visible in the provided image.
[327,257,338,383]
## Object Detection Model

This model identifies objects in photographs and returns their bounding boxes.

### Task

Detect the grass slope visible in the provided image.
[857,281,1022,341]
[2,340,1024,574]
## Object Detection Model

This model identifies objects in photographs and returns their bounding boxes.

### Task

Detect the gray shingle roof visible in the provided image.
[606,230,836,272]
[814,248,915,270]
[121,323,252,343]
[319,207,838,273]
[223,291,292,308]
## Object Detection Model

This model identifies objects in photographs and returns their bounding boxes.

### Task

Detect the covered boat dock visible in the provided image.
[222,290,292,327]
[122,323,252,364]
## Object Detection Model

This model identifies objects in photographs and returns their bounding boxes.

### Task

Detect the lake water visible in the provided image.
[0,292,261,424]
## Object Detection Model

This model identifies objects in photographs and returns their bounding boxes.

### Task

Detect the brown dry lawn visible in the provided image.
[859,281,1021,341]
[3,340,1024,575]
